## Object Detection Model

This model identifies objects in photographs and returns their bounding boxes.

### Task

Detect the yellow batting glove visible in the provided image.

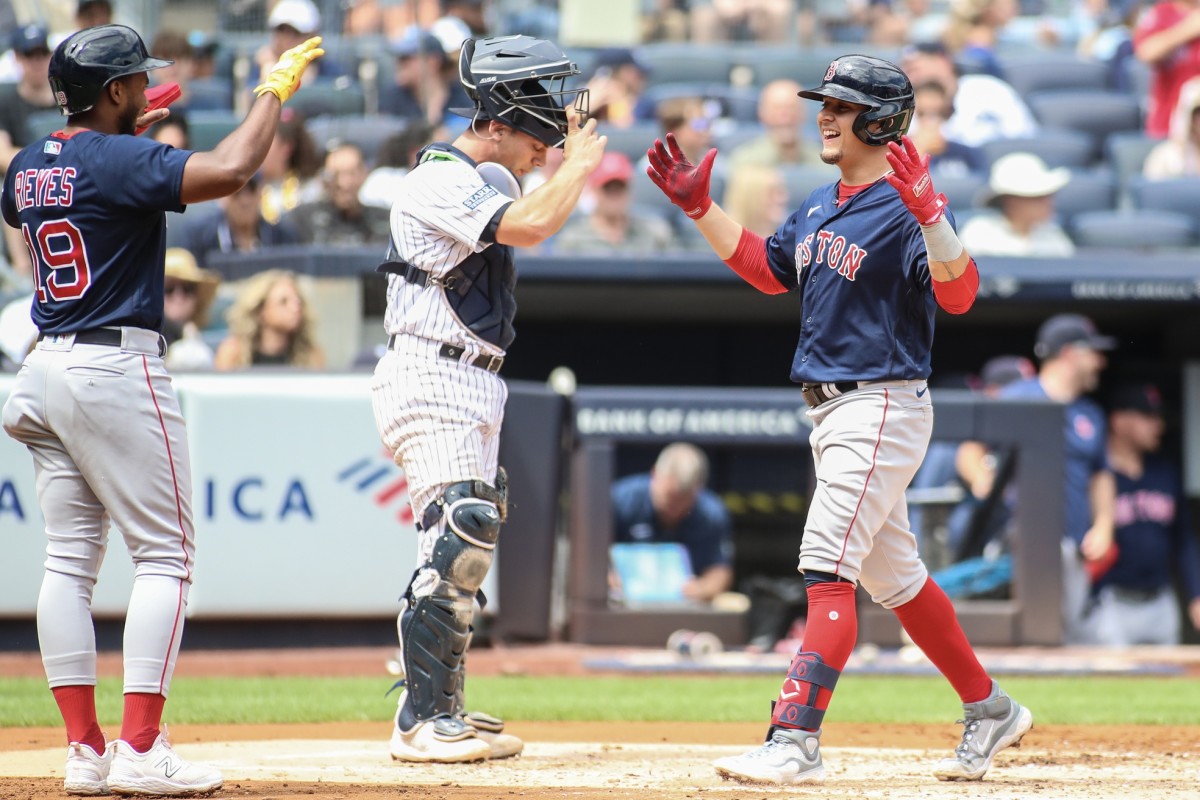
[254,36,325,104]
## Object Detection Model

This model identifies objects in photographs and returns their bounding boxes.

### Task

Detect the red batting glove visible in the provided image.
[884,135,948,226]
[646,132,718,219]
[135,82,182,136]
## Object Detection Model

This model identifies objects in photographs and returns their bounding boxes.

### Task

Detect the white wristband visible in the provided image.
[920,216,964,263]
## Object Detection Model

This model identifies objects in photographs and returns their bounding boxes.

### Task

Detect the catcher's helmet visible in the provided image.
[798,55,914,146]
[49,24,173,116]
[454,34,587,149]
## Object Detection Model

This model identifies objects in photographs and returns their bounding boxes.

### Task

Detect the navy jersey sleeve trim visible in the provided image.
[480,201,512,245]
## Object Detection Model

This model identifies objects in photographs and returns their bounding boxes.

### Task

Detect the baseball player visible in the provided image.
[646,55,1032,785]
[370,35,605,763]
[1,25,322,796]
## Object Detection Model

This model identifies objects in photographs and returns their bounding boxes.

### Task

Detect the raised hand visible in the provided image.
[884,135,948,226]
[646,132,718,219]
[135,82,181,136]
[563,113,606,174]
[254,36,325,105]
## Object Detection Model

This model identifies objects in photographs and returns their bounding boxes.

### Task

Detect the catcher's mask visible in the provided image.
[452,34,588,149]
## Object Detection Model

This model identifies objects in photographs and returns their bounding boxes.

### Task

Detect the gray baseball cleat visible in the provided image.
[933,681,1033,781]
[713,727,824,785]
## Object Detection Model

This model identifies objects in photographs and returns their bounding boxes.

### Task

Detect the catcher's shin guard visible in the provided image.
[399,477,505,727]
[768,651,841,734]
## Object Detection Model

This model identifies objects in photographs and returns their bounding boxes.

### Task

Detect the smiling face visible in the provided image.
[816,96,873,166]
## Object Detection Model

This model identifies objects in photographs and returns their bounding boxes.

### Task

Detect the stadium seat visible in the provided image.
[1025,90,1144,160]
[185,77,234,112]
[978,129,1096,170]
[25,109,63,141]
[305,115,411,161]
[634,42,738,85]
[1069,209,1195,250]
[598,122,661,161]
[933,170,989,211]
[742,46,900,88]
[1105,131,1163,201]
[1129,177,1200,229]
[1053,168,1119,225]
[286,77,366,118]
[186,110,242,151]
[640,82,760,123]
[714,122,766,153]
[998,52,1109,97]
[779,163,841,206]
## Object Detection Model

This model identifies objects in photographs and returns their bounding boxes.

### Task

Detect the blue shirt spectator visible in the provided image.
[611,443,734,603]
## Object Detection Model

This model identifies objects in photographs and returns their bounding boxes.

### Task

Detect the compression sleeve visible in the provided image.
[723,228,788,295]
[932,257,979,314]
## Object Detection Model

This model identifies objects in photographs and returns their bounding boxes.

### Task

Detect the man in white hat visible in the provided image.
[959,152,1075,257]
[256,0,348,83]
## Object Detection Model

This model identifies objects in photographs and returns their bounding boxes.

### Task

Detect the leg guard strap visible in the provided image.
[770,651,841,731]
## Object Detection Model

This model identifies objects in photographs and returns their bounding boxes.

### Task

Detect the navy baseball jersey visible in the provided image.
[1002,377,1107,545]
[1,131,192,334]
[611,473,734,575]
[764,180,954,384]
[1104,455,1200,598]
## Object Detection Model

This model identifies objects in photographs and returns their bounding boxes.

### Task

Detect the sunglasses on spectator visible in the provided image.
[165,282,197,297]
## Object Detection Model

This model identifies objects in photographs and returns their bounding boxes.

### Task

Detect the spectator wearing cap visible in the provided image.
[957,313,1117,643]
[285,143,392,247]
[959,153,1075,258]
[728,79,825,170]
[380,26,470,127]
[910,80,985,177]
[902,40,1037,147]
[76,0,113,29]
[1076,382,1200,646]
[256,0,349,85]
[431,0,490,57]
[585,47,653,128]
[188,31,220,80]
[554,152,673,255]
[180,174,302,271]
[150,30,199,114]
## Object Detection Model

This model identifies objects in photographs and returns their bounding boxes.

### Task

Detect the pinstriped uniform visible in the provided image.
[370,150,514,572]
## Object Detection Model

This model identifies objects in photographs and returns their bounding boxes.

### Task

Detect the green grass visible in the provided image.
[1,675,1196,728]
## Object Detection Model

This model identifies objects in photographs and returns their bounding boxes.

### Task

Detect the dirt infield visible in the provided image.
[1,645,1197,799]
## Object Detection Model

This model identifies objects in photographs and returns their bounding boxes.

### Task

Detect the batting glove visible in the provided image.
[884,135,948,226]
[646,132,718,219]
[254,36,325,105]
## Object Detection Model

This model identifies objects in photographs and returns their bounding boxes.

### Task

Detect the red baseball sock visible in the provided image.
[892,578,992,703]
[120,692,166,753]
[52,685,105,753]
[771,581,857,731]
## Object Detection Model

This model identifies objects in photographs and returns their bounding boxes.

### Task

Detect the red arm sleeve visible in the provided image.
[931,257,979,315]
[723,228,788,295]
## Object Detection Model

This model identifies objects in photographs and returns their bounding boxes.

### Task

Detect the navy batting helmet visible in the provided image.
[798,55,914,146]
[49,25,173,116]
[453,34,587,149]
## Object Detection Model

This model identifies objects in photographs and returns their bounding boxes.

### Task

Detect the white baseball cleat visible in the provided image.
[389,714,492,763]
[107,734,223,796]
[463,710,524,759]
[714,727,825,785]
[64,741,111,796]
[933,682,1034,781]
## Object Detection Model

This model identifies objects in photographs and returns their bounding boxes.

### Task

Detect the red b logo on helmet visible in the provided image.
[824,61,838,82]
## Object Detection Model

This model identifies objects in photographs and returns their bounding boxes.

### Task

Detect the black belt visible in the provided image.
[387,335,504,374]
[800,381,860,409]
[37,327,166,358]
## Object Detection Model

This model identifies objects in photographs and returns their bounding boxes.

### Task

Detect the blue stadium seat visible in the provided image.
[998,52,1109,97]
[1069,209,1195,250]
[186,110,242,151]
[634,42,738,85]
[641,82,760,123]
[1025,90,1144,160]
[1105,131,1164,200]
[286,77,366,118]
[1129,177,1200,229]
[184,77,234,112]
[305,115,411,162]
[1053,168,1119,225]
[979,129,1096,170]
[779,163,840,206]
[934,171,989,211]
[598,122,661,161]
[742,46,900,88]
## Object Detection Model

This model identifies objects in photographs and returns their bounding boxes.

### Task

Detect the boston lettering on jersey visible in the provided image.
[796,230,868,281]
